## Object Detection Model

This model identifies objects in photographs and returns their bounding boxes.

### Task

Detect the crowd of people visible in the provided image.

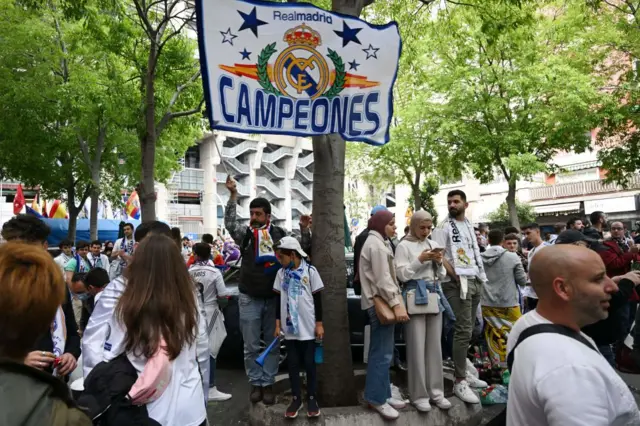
[2,179,640,425]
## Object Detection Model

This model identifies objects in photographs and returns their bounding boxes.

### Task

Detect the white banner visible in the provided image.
[196,0,401,145]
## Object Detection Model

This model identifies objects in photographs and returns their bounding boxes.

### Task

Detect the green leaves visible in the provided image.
[257,43,282,96]
[323,48,346,99]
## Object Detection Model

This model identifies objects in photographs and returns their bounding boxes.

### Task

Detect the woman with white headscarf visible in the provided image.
[395,211,453,412]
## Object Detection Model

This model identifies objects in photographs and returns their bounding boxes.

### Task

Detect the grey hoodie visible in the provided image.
[481,246,527,308]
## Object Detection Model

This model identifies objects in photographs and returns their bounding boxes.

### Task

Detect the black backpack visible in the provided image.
[487,324,598,426]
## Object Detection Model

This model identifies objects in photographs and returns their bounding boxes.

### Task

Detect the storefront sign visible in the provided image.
[584,196,637,214]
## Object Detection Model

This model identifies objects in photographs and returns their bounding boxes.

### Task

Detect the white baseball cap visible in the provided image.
[275,236,308,258]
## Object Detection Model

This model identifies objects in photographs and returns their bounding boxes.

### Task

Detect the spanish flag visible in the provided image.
[125,191,141,220]
[49,200,68,219]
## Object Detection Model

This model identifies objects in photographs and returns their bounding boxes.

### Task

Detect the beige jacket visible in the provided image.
[359,230,402,310]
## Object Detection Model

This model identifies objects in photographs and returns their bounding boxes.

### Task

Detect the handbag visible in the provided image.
[373,295,398,325]
[406,289,439,315]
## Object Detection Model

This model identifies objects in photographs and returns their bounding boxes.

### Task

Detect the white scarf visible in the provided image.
[438,216,487,298]
[51,306,67,376]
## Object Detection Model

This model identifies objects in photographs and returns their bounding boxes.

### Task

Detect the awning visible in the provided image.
[560,160,600,172]
[534,202,581,215]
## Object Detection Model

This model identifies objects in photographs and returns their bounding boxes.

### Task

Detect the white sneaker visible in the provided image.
[370,402,400,420]
[454,380,480,404]
[208,387,232,402]
[390,384,409,403]
[465,372,488,389]
[387,397,406,409]
[412,398,432,412]
[432,398,452,410]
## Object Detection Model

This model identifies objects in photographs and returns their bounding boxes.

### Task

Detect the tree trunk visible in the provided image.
[312,133,357,407]
[66,182,78,243]
[412,185,422,211]
[89,185,100,241]
[506,178,520,229]
[308,0,371,408]
[140,48,158,222]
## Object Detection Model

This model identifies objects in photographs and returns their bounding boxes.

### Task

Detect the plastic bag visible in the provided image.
[478,384,508,405]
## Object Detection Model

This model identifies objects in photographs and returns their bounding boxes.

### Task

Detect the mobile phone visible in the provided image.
[431,248,445,253]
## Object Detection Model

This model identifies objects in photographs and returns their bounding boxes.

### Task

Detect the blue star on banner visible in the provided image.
[362,44,380,60]
[238,7,268,37]
[220,28,237,45]
[240,48,252,60]
[334,21,362,47]
[348,59,360,71]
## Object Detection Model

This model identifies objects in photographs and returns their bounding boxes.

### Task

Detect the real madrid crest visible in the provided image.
[257,24,346,100]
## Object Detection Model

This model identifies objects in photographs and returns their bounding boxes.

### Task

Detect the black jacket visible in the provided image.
[77,353,160,426]
[33,289,81,372]
[0,359,91,426]
[239,226,286,298]
[79,296,96,333]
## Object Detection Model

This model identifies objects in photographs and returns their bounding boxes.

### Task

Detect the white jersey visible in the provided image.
[507,310,639,426]
[54,253,72,277]
[188,262,229,327]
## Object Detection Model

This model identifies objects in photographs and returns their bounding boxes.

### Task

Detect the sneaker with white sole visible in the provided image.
[454,380,480,404]
[432,398,452,410]
[369,402,400,420]
[208,387,232,402]
[465,373,488,389]
[390,384,409,404]
[412,398,432,412]
[465,358,479,378]
[387,397,406,409]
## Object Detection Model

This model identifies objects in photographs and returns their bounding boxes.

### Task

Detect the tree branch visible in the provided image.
[156,98,205,135]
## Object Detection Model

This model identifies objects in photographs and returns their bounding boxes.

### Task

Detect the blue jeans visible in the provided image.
[239,293,279,387]
[364,306,394,406]
[598,344,615,367]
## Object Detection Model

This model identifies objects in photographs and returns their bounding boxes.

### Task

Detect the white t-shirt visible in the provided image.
[523,242,549,299]
[188,263,229,326]
[507,310,639,426]
[273,260,324,341]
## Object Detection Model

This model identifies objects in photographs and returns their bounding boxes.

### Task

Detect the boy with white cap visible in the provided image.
[273,236,324,419]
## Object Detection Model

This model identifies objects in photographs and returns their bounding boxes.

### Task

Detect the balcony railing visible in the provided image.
[223,157,250,175]
[292,199,310,215]
[263,147,294,163]
[256,176,284,199]
[262,163,286,179]
[296,167,312,181]
[169,204,202,217]
[297,154,313,167]
[216,173,250,197]
[529,175,640,201]
[222,140,258,158]
[291,181,312,200]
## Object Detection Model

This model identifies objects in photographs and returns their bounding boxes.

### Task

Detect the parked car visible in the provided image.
[217,253,404,363]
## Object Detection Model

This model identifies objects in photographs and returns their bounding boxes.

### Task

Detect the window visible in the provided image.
[185,146,200,169]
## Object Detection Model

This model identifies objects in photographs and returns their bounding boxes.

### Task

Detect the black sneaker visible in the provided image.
[263,385,275,405]
[307,396,321,418]
[285,396,302,419]
[250,386,262,403]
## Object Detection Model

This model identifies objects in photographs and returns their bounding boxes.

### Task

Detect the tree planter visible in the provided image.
[249,371,482,426]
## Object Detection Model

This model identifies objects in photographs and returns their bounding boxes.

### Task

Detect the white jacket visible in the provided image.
[83,276,209,426]
[87,253,110,271]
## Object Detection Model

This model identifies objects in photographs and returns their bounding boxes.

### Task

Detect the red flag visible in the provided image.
[13,184,25,215]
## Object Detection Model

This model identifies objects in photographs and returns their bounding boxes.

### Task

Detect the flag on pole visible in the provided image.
[13,184,25,215]
[197,0,402,145]
[125,191,141,219]
[49,200,68,219]
[26,194,43,218]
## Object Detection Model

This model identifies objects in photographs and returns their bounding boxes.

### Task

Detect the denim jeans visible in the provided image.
[598,344,615,367]
[364,306,394,406]
[239,293,279,387]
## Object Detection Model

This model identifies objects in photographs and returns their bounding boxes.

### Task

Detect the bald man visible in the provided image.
[506,245,639,426]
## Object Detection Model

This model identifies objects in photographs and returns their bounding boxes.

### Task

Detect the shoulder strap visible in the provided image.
[507,323,598,371]
[74,254,81,273]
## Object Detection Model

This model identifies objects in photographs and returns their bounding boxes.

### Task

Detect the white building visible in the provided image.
[157,131,314,238]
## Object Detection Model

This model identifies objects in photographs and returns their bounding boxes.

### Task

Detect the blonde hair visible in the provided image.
[0,242,65,359]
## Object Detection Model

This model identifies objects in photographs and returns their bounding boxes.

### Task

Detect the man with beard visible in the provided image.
[433,190,488,404]
[506,245,639,425]
[566,217,585,232]
[224,176,286,405]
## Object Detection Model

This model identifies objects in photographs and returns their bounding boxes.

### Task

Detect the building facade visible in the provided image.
[158,131,314,238]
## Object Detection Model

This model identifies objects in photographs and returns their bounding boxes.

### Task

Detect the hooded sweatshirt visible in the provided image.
[481,246,527,307]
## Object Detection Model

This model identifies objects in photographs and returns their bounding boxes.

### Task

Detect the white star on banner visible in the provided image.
[220,28,238,45]
[362,44,380,60]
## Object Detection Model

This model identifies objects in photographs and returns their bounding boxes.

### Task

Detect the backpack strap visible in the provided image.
[507,323,598,371]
